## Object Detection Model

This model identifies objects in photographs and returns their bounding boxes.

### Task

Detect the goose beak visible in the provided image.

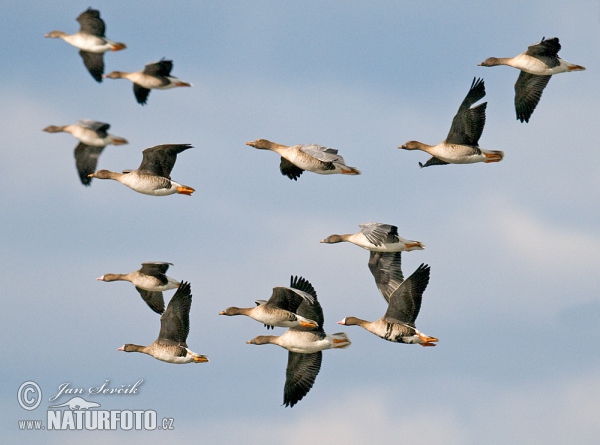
[118,346,124,351]
[113,138,128,145]
[96,276,104,281]
[246,141,256,147]
[88,173,94,178]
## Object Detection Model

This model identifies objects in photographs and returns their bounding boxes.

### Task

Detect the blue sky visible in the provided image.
[1,1,599,444]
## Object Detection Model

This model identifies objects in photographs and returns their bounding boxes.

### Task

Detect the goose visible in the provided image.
[118,282,208,364]
[321,223,424,252]
[104,59,191,105]
[220,276,319,329]
[43,120,128,186]
[89,144,195,196]
[97,262,180,314]
[399,78,504,168]
[338,264,438,346]
[321,223,424,301]
[45,8,126,82]
[246,277,351,407]
[246,139,361,180]
[479,37,585,123]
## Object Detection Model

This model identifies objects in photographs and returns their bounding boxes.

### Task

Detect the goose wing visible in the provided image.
[143,59,173,85]
[137,144,192,178]
[157,281,191,346]
[445,77,487,147]
[298,144,345,163]
[140,262,172,282]
[135,288,165,315]
[359,223,399,246]
[383,264,430,325]
[284,351,322,407]
[368,251,404,303]
[76,8,105,37]
[419,156,450,168]
[293,277,323,329]
[280,157,304,180]
[74,142,103,186]
[514,72,551,123]
[525,37,561,68]
[78,120,110,137]
[78,51,104,82]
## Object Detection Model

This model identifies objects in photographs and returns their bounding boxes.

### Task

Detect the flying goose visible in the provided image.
[246,139,361,180]
[220,276,319,329]
[399,78,504,167]
[479,37,585,123]
[339,264,438,346]
[321,223,424,252]
[118,282,208,364]
[89,144,195,196]
[246,277,351,407]
[43,120,128,186]
[321,223,424,302]
[97,262,180,314]
[104,59,191,105]
[45,8,126,82]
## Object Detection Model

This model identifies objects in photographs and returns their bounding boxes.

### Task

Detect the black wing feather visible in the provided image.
[74,142,103,186]
[140,262,171,279]
[525,37,561,68]
[280,157,304,180]
[137,144,193,178]
[419,156,450,168]
[143,59,173,77]
[445,77,486,146]
[78,51,104,82]
[368,251,404,303]
[383,264,430,325]
[133,83,151,105]
[157,281,191,346]
[283,351,322,407]
[292,277,323,328]
[135,288,165,315]
[77,8,105,37]
[514,72,551,123]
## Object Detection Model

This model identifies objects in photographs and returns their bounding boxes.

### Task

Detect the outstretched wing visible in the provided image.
[137,144,193,177]
[78,51,104,82]
[133,83,151,105]
[143,59,173,82]
[445,77,487,147]
[383,264,430,325]
[74,142,103,186]
[368,251,404,303]
[419,156,450,168]
[298,144,345,163]
[525,37,561,68]
[140,262,172,282]
[284,351,322,408]
[78,120,110,137]
[135,288,165,315]
[514,72,551,123]
[268,285,314,313]
[158,281,191,346]
[359,223,399,246]
[77,8,105,37]
[280,157,304,180]
[292,277,323,328]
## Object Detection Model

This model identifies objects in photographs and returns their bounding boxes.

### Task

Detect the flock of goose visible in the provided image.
[43,8,585,407]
